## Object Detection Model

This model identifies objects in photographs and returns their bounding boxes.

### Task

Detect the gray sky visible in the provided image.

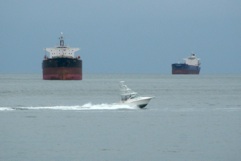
[0,0,240,74]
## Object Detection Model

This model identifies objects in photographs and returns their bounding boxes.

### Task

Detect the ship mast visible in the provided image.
[59,32,64,47]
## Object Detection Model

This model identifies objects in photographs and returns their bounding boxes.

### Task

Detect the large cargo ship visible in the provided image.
[172,53,201,74]
[42,33,82,80]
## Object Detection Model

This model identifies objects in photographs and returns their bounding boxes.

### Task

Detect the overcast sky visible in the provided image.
[0,0,240,74]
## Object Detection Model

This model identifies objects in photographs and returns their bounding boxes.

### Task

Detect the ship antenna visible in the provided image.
[59,32,64,47]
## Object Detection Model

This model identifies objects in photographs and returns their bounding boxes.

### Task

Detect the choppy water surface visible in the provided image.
[0,74,241,161]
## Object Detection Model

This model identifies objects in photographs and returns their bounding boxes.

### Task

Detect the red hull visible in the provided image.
[172,69,200,74]
[43,67,82,80]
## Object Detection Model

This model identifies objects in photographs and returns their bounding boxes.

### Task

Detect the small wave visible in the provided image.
[0,103,137,111]
[214,107,241,112]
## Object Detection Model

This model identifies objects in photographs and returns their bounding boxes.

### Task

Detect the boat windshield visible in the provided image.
[121,93,137,101]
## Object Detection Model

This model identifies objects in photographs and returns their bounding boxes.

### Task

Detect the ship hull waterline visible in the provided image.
[43,67,82,80]
[172,69,200,74]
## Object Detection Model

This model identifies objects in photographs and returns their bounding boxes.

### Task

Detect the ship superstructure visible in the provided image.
[42,33,82,80]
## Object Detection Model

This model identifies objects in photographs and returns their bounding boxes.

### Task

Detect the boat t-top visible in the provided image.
[119,81,153,109]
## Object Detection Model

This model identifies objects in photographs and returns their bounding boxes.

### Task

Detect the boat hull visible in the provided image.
[172,63,200,74]
[122,97,152,109]
[42,58,82,80]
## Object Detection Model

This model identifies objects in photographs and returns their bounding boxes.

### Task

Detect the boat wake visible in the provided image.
[0,103,138,111]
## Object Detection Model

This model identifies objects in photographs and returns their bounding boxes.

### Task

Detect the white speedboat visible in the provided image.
[119,81,153,109]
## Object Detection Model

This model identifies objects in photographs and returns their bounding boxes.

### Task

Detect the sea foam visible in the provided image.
[0,103,137,111]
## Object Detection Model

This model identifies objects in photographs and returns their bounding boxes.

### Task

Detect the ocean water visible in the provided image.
[0,74,241,161]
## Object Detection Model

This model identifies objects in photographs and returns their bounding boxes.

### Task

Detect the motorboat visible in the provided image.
[119,81,153,109]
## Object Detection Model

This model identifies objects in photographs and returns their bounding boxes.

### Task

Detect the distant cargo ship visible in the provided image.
[172,53,201,74]
[42,33,82,80]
